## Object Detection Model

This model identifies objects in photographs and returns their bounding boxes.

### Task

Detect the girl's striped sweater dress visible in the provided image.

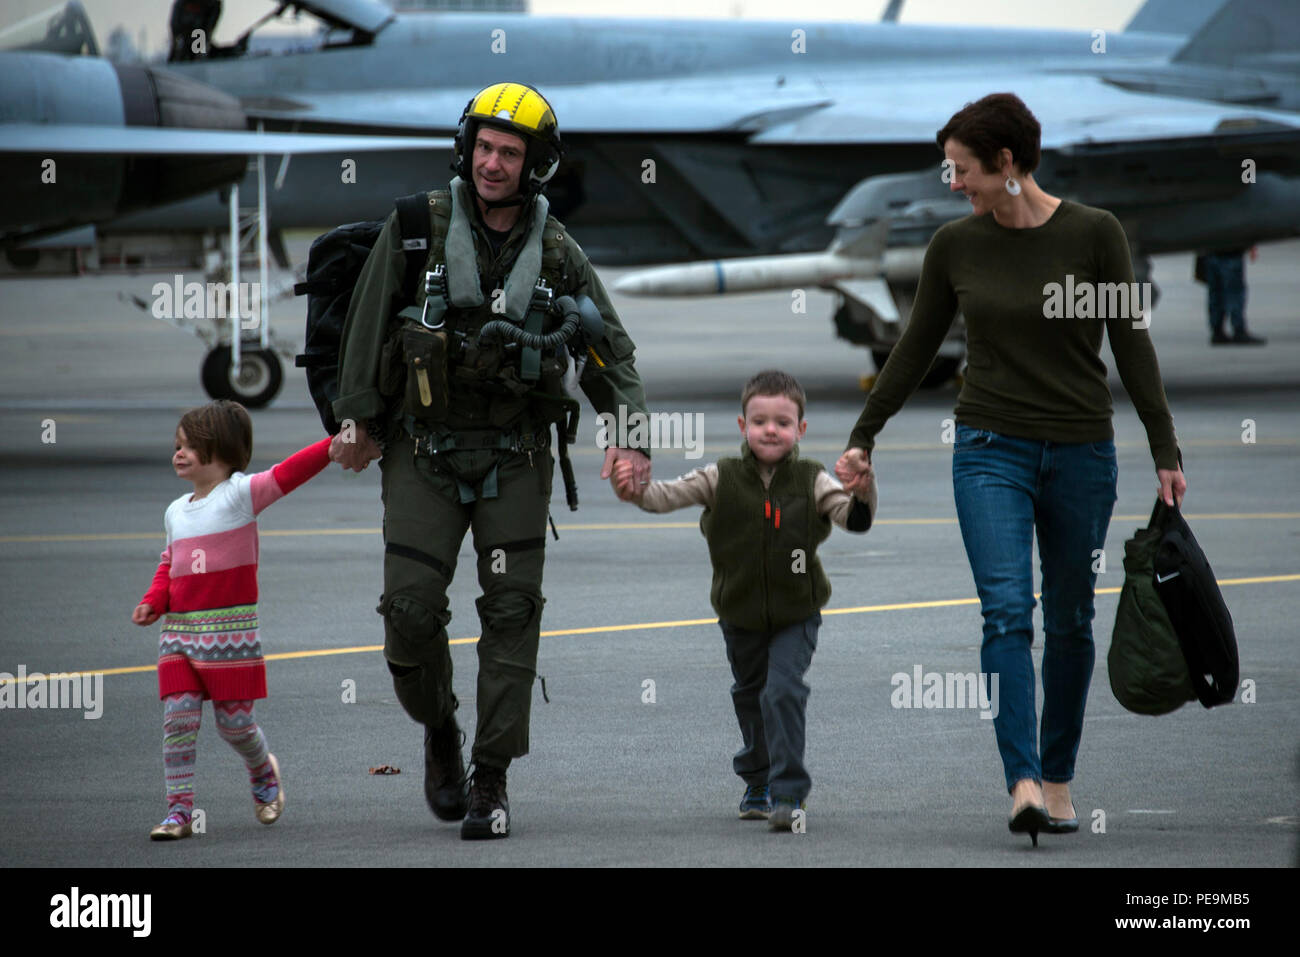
[140,438,332,701]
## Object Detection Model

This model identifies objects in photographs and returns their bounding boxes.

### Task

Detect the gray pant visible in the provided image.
[719,613,820,803]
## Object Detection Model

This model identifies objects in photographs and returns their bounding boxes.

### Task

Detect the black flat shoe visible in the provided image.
[1231,331,1267,345]
[1008,804,1051,847]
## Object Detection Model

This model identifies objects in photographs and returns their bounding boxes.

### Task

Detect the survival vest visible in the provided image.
[293,190,571,436]
[399,190,573,435]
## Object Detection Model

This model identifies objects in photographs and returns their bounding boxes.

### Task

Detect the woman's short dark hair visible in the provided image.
[936,92,1041,176]
[177,400,253,474]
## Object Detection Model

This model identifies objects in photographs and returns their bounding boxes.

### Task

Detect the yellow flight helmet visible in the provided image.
[453,82,563,199]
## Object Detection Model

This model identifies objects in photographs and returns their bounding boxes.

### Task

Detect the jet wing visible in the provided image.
[242,70,1300,148]
[1,124,451,155]
[746,72,1300,145]
[241,78,835,135]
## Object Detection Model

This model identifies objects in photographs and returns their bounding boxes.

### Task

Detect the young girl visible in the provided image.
[132,400,331,840]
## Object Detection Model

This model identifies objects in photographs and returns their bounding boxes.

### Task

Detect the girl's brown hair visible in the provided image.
[177,400,253,474]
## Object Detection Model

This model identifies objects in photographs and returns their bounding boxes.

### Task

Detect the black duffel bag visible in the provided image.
[1109,508,1196,715]
[1150,500,1239,708]
[1109,499,1239,715]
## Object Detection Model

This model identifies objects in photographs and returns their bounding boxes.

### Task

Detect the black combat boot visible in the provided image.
[460,763,509,840]
[423,720,468,821]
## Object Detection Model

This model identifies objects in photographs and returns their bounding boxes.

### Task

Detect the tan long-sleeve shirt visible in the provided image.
[636,459,877,529]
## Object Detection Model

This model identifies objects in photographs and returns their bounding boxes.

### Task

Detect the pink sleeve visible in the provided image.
[249,437,332,515]
[140,547,172,613]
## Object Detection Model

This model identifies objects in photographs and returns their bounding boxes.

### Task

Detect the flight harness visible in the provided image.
[394,194,603,513]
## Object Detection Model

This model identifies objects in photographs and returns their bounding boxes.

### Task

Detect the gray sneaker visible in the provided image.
[769,799,806,832]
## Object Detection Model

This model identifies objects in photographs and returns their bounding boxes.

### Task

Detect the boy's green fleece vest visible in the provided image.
[700,444,832,633]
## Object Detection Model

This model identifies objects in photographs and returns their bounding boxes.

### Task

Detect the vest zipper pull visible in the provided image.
[765,499,771,520]
[775,506,781,529]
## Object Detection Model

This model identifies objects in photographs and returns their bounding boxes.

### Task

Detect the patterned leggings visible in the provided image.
[162,693,277,821]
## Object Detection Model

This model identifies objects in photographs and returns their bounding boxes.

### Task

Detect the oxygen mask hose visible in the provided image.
[476,295,604,352]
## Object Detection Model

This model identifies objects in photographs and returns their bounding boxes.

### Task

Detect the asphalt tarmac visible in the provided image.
[1,239,1297,868]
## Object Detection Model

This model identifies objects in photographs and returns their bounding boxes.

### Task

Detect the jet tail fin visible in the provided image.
[1171,0,1300,72]
[1124,0,1222,36]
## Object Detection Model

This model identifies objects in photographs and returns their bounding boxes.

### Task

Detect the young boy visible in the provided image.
[614,370,877,831]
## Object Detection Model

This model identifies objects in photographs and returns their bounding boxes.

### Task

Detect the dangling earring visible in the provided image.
[1005,176,1021,196]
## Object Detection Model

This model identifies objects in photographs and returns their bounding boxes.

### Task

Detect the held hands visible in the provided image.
[603,447,650,502]
[611,459,645,502]
[132,603,159,626]
[1157,467,1187,507]
[835,447,874,496]
[330,423,382,472]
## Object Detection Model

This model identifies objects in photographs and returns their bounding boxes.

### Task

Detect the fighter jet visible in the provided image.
[114,0,1300,259]
[0,1,449,246]
[0,2,449,405]
[12,0,1300,397]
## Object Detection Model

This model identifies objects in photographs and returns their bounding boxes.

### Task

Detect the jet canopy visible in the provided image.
[283,0,393,36]
[0,0,98,56]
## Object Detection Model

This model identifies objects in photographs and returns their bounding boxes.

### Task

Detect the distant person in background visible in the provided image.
[1195,246,1266,345]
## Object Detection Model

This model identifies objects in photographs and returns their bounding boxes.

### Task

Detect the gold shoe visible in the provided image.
[255,753,285,825]
[150,814,193,841]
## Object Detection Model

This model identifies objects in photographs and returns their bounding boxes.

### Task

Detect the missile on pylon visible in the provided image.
[613,221,930,299]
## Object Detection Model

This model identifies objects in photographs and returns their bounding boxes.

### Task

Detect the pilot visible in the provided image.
[330,82,651,839]
[168,0,221,62]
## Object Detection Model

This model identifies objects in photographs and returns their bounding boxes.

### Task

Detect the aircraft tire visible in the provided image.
[200,346,283,408]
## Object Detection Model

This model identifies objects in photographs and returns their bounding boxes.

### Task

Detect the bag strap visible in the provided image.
[394,192,432,304]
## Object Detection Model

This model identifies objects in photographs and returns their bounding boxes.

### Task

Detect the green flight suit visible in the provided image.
[334,188,650,767]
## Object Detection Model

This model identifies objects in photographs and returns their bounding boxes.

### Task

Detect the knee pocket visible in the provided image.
[476,590,543,636]
[381,590,450,641]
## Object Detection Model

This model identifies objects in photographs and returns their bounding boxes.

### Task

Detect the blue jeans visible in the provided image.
[951,425,1117,793]
[1204,253,1246,335]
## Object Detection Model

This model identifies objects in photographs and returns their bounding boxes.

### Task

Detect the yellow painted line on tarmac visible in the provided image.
[263,644,384,660]
[4,511,1300,545]
[4,575,1295,688]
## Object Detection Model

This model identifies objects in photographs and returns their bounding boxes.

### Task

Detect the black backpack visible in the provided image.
[293,192,432,434]
[1150,500,1239,708]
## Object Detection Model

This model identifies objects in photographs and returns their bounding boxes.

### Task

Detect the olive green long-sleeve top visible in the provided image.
[847,201,1180,470]
[333,191,649,440]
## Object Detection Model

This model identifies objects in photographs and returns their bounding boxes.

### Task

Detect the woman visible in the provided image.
[836,93,1186,846]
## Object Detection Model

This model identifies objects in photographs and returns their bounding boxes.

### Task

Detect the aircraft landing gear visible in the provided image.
[201,345,283,407]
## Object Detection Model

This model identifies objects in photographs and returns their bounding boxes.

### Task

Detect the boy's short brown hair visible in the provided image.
[936,92,1041,176]
[741,370,806,420]
[177,400,253,474]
